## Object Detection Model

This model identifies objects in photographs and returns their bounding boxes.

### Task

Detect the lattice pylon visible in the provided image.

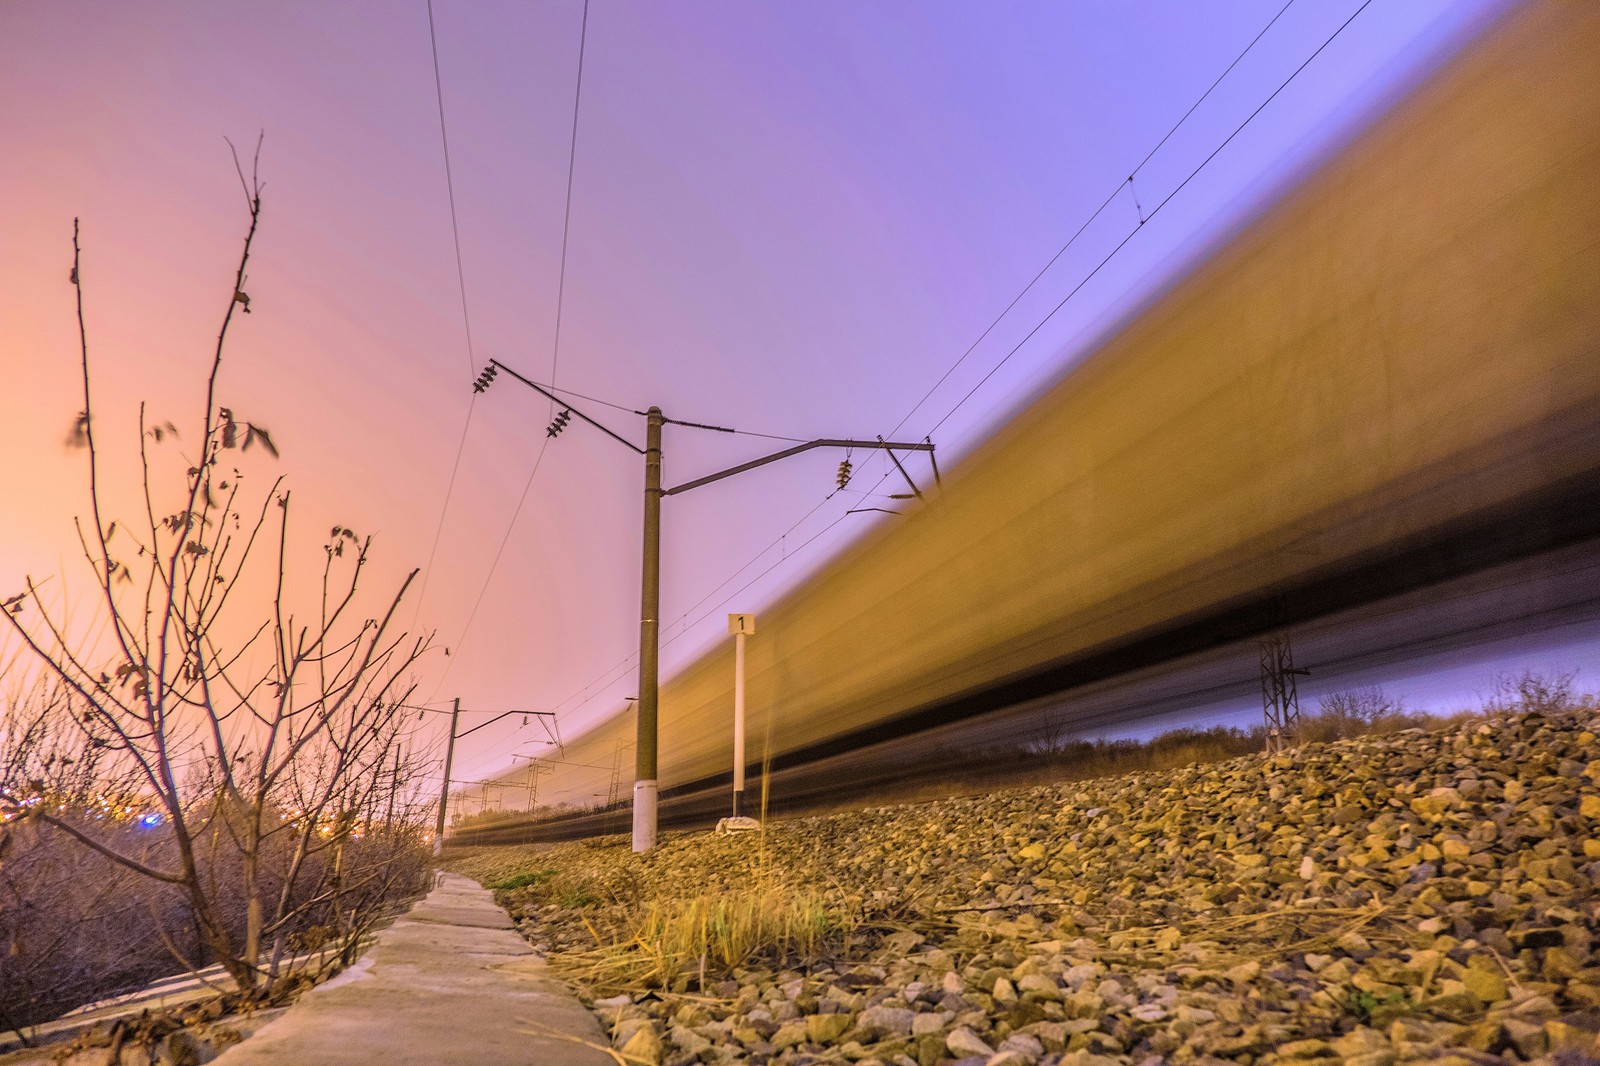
[606,737,625,807]
[1260,633,1308,753]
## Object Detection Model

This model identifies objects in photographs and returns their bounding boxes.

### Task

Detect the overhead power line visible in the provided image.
[426,0,592,701]
[414,0,482,624]
[927,0,1373,440]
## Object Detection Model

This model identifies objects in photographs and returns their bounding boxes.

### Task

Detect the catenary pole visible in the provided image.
[633,408,664,852]
[477,359,935,853]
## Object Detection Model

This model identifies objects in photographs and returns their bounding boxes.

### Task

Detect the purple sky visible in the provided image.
[13,0,1583,786]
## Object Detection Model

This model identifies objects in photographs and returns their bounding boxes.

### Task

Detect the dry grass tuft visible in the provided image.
[561,882,859,994]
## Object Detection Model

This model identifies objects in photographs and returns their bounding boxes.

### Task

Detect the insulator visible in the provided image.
[547,409,572,437]
[836,459,853,489]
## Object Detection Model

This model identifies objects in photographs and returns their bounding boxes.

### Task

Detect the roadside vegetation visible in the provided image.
[0,155,436,1049]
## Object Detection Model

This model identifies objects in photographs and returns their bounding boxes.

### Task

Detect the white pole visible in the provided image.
[727,614,755,821]
[733,627,746,817]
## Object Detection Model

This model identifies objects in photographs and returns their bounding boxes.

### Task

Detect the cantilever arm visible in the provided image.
[663,439,934,496]
[456,708,556,739]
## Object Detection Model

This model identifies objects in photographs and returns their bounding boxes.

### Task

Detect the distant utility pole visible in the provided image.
[431,698,560,853]
[475,359,937,852]
[1259,634,1309,753]
[432,699,460,855]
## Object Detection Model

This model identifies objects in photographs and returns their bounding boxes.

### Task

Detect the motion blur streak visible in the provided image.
[455,0,1600,834]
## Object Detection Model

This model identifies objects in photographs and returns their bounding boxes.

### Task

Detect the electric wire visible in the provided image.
[425,0,591,699]
[548,0,590,392]
[413,0,481,625]
[881,0,1300,447]
[925,0,1374,441]
[424,0,479,380]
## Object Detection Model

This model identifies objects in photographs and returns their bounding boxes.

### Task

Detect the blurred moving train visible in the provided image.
[451,0,1600,844]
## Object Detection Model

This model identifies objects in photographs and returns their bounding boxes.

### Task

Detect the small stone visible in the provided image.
[998,1033,1043,1060]
[1128,1003,1167,1023]
[1335,931,1375,959]
[911,1013,947,1037]
[1411,788,1461,819]
[1017,843,1046,861]
[947,1028,995,1058]
[1440,838,1471,862]
[619,1026,664,1066]
[806,1011,857,1043]
[1276,1038,1333,1058]
[1016,974,1059,1001]
[1063,991,1103,1019]
[992,977,1018,1004]
[613,1017,655,1048]
[1581,795,1600,818]
[771,1022,808,1049]
[1333,1028,1389,1057]
[859,1007,917,1039]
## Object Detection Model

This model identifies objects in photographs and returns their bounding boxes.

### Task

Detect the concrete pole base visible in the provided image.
[632,780,658,852]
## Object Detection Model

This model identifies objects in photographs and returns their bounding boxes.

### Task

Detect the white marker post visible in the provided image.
[719,613,760,834]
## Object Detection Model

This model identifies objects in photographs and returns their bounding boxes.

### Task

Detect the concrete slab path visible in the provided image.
[210,872,614,1066]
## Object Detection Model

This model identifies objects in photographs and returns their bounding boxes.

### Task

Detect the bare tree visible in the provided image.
[1482,668,1581,717]
[1317,685,1401,725]
[0,151,433,997]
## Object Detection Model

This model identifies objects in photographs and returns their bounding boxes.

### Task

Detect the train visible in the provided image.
[450,0,1600,843]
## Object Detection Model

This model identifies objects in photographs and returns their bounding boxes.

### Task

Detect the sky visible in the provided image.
[9,0,1586,788]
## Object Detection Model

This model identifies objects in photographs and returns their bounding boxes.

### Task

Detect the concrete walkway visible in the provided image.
[211,873,613,1066]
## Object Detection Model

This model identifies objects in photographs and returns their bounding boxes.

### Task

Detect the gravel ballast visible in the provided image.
[449,707,1600,1066]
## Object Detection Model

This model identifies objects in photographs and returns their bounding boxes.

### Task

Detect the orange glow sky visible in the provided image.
[13,0,1584,786]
